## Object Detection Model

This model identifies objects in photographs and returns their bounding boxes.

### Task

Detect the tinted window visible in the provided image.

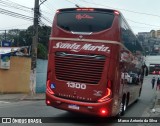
[57,12,114,32]
[120,17,143,52]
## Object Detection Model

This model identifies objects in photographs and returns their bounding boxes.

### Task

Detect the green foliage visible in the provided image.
[37,43,48,59]
[0,25,51,59]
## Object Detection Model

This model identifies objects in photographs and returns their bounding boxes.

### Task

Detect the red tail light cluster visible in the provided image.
[46,71,54,95]
[46,80,54,95]
[98,80,112,102]
[98,88,112,102]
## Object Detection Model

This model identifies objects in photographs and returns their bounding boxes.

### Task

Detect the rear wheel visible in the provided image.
[139,88,142,97]
[119,97,127,116]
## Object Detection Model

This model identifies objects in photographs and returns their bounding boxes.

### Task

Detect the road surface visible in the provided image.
[0,75,157,126]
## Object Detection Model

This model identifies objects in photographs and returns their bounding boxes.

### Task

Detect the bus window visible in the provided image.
[57,12,114,32]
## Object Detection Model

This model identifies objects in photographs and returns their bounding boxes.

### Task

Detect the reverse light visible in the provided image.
[46,80,55,95]
[98,88,112,102]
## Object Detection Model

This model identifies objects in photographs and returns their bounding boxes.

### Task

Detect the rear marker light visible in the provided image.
[114,11,120,15]
[56,10,60,13]
[76,8,94,11]
[100,108,108,116]
[47,100,50,104]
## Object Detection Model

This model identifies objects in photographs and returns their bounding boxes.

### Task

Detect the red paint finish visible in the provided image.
[46,8,145,117]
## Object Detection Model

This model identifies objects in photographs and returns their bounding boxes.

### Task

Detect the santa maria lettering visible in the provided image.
[53,42,110,53]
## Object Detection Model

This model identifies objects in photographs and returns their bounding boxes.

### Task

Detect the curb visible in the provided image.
[0,93,45,101]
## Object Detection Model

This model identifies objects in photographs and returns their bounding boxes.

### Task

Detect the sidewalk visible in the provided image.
[150,91,160,117]
[0,93,45,101]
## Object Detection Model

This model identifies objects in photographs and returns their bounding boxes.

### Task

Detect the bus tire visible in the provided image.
[139,88,142,97]
[119,96,127,116]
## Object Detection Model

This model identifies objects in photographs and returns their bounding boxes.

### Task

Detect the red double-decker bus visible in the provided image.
[46,8,148,117]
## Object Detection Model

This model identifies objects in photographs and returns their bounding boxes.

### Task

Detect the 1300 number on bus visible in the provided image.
[66,82,86,90]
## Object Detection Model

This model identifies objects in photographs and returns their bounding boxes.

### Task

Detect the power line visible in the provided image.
[66,0,82,7]
[66,0,77,5]
[43,1,57,11]
[131,25,159,29]
[1,0,32,10]
[0,2,32,13]
[40,14,52,25]
[79,0,160,18]
[127,19,160,27]
[0,8,33,21]
[78,0,160,30]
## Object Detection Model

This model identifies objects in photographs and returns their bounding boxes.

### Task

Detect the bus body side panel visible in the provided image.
[103,43,126,116]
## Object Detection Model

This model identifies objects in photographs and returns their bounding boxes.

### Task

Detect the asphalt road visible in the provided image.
[0,75,157,126]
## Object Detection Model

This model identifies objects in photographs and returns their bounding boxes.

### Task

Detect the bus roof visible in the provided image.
[57,8,120,14]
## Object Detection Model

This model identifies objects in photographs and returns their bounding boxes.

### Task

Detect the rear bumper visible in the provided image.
[46,92,113,117]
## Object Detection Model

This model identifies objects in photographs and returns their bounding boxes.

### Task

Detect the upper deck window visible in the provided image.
[57,12,114,32]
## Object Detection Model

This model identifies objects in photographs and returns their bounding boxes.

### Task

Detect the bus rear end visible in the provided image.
[46,8,121,117]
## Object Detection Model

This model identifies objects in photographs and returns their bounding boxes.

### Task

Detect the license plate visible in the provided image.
[68,104,80,110]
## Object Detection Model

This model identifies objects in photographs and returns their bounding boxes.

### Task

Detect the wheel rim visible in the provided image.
[119,102,123,114]
[119,99,126,115]
[123,100,126,111]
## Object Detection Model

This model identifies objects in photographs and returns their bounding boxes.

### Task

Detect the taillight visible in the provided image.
[153,71,155,74]
[159,71,160,74]
[56,10,60,13]
[46,100,51,105]
[99,108,108,116]
[46,80,54,95]
[114,10,120,15]
[98,88,112,102]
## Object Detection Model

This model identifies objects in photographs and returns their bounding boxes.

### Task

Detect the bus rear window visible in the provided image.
[57,12,114,32]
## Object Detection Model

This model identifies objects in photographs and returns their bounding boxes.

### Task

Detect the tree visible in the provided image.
[0,25,51,59]
[37,43,48,59]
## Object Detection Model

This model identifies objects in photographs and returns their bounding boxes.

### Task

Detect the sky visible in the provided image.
[0,0,160,34]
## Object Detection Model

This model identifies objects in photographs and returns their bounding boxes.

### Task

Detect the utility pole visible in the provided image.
[30,0,39,94]
[30,0,47,94]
